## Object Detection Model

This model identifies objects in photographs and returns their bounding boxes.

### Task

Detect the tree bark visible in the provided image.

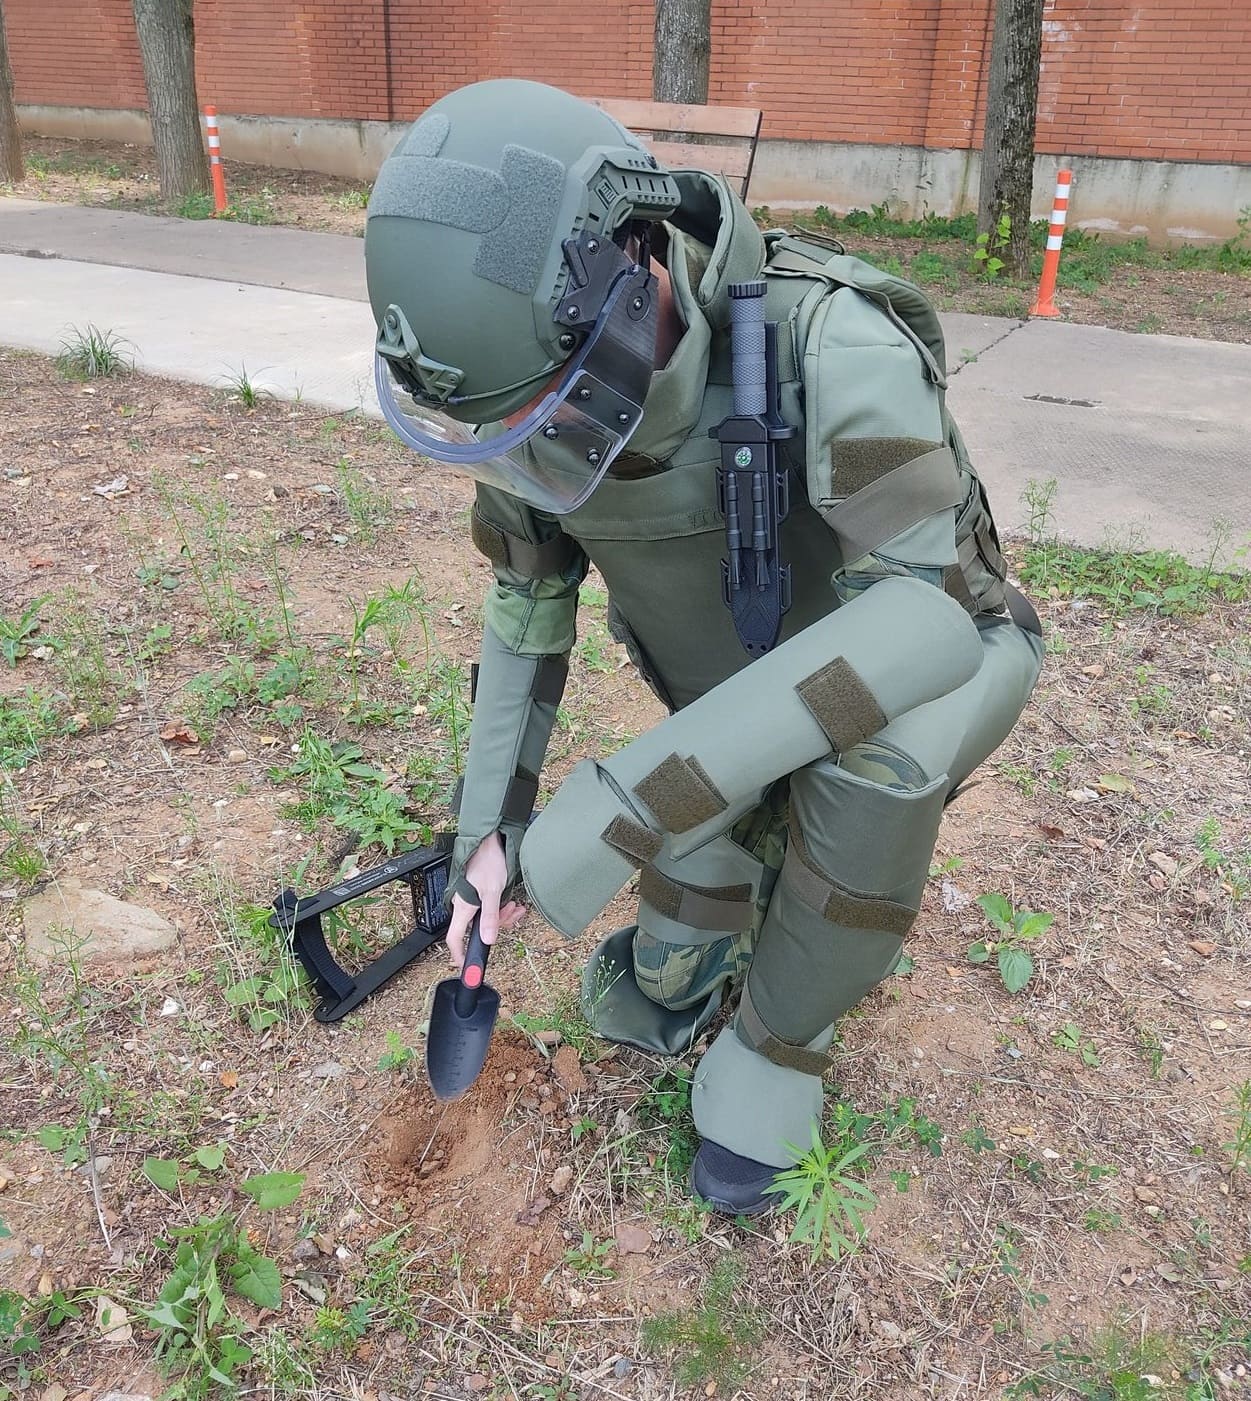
[977,0,1045,278]
[0,0,23,183]
[131,0,207,203]
[653,0,711,104]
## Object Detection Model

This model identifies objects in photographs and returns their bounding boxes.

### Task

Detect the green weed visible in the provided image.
[973,212,1011,278]
[174,190,215,220]
[1225,1080,1251,1177]
[513,990,602,1061]
[766,1120,878,1263]
[1053,1021,1100,1067]
[46,590,124,728]
[562,1230,615,1278]
[1008,1322,1180,1399]
[377,1030,418,1073]
[640,1253,764,1391]
[0,778,46,885]
[0,691,61,769]
[222,364,267,409]
[968,893,1053,993]
[1196,816,1250,900]
[331,187,371,210]
[55,323,133,379]
[211,888,309,1033]
[0,598,47,666]
[147,1171,304,1397]
[335,456,394,541]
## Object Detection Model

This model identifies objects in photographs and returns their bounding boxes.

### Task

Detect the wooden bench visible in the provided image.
[589,97,762,199]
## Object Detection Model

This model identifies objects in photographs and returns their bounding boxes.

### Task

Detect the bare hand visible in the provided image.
[445,831,527,971]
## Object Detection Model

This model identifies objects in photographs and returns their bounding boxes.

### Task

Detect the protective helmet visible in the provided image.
[366,79,681,514]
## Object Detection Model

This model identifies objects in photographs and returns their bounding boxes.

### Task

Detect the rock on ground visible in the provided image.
[22,879,177,965]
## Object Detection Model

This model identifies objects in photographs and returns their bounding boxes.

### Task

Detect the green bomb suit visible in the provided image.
[455,173,1042,1177]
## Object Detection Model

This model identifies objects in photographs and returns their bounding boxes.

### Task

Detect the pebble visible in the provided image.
[227,749,248,763]
[613,1358,633,1379]
[311,1060,345,1079]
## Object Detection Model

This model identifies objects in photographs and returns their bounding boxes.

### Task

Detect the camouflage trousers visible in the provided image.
[631,784,788,1014]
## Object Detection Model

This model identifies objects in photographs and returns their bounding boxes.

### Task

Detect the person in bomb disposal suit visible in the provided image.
[364,79,1044,1214]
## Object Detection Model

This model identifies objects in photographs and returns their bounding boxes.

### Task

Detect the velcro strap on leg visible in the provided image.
[736,981,832,1077]
[786,824,917,936]
[633,753,728,834]
[530,656,569,706]
[470,505,577,579]
[638,866,753,932]
[601,814,663,867]
[501,769,539,826]
[795,656,887,753]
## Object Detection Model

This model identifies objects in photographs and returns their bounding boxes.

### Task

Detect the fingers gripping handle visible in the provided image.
[454,913,490,1017]
[729,280,768,418]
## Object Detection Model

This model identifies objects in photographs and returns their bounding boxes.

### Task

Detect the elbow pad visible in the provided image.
[520,576,983,936]
[449,625,568,900]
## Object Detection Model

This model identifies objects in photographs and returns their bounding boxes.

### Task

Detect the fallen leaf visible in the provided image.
[95,1295,133,1343]
[37,1271,53,1296]
[1081,664,1105,678]
[160,722,199,745]
[516,1195,552,1227]
[1154,1261,1183,1284]
[549,1165,573,1195]
[1147,874,1167,892]
[465,1375,489,1393]
[1148,852,1178,877]
[1119,1266,1138,1286]
[1208,1019,1228,1031]
[614,1223,652,1254]
[219,1070,239,1089]
[1133,1186,1159,1204]
[1084,836,1107,851]
[27,556,55,568]
[1007,1125,1033,1138]
[1038,823,1066,840]
[1097,773,1135,794]
[1188,939,1216,958]
[533,1028,561,1048]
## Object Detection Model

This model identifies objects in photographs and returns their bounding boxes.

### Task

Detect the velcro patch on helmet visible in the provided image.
[473,145,566,296]
[369,114,566,299]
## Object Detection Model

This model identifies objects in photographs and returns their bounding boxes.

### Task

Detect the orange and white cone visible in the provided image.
[1030,169,1072,318]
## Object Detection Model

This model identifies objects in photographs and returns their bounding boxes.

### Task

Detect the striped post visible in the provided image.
[203,105,228,215]
[1029,168,1073,318]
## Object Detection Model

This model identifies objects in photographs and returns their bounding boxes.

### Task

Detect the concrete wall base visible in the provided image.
[18,104,1251,245]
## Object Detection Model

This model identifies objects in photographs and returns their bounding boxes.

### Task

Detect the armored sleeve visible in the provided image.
[448,484,589,898]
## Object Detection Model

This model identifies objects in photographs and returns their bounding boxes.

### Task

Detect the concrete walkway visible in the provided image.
[2,197,1248,559]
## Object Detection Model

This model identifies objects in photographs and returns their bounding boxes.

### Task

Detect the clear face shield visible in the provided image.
[375,232,659,516]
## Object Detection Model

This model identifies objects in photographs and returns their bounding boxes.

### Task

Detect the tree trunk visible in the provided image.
[977,0,1045,278]
[131,0,206,203]
[0,0,23,183]
[653,0,711,104]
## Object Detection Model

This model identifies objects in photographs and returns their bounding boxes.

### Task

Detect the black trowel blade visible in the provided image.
[426,976,500,1100]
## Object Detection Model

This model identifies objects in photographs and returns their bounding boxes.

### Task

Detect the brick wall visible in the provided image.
[6,0,1249,164]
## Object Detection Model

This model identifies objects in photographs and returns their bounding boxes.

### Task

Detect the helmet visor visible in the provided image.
[375,268,655,515]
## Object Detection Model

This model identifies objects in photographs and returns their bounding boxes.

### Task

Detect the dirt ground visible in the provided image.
[0,351,1248,1400]
[4,134,1251,343]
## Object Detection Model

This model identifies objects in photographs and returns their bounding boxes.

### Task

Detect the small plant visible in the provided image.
[377,1030,417,1072]
[222,364,267,409]
[0,691,61,769]
[214,896,309,1033]
[147,1170,304,1395]
[973,212,1011,278]
[968,892,1053,994]
[1081,1207,1123,1234]
[765,1121,878,1263]
[640,1253,764,1391]
[1053,1021,1100,1067]
[1008,1323,1180,1400]
[55,323,134,379]
[562,1230,615,1278]
[335,457,394,541]
[1225,1080,1251,1178]
[174,190,215,220]
[331,187,371,210]
[1137,1026,1166,1079]
[0,599,47,667]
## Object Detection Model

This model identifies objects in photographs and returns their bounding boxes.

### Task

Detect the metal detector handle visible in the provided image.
[454,913,490,1017]
[729,280,768,418]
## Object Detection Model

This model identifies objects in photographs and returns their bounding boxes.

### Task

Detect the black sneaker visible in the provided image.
[689,1140,777,1217]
